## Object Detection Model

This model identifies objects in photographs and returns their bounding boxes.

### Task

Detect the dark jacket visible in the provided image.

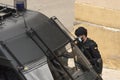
[77,38,103,74]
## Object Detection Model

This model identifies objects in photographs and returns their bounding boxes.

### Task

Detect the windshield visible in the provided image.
[52,42,100,80]
[54,42,88,72]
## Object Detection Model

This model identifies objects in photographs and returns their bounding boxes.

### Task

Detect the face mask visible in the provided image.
[78,36,85,43]
[78,37,82,42]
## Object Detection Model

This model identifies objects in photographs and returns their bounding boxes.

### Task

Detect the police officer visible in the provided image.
[74,27,103,74]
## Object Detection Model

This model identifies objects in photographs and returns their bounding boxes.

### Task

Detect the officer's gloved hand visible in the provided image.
[89,59,96,65]
[97,58,102,63]
[90,58,102,64]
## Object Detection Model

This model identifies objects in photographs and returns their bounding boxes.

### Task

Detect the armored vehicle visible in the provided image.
[0,4,102,80]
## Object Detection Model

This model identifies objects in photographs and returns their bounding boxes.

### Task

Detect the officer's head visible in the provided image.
[75,27,88,42]
[75,27,87,37]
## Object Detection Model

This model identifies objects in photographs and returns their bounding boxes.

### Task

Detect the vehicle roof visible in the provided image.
[0,10,49,41]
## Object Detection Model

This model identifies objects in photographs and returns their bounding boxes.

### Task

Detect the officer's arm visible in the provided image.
[90,42,103,74]
[90,42,101,59]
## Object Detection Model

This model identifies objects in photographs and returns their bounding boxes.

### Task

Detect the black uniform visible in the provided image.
[77,38,103,74]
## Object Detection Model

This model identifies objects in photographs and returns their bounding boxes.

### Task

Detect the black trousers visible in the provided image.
[92,60,103,74]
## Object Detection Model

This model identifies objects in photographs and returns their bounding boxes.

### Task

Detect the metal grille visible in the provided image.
[0,5,16,21]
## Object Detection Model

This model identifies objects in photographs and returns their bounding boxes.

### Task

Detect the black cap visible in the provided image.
[75,27,87,37]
